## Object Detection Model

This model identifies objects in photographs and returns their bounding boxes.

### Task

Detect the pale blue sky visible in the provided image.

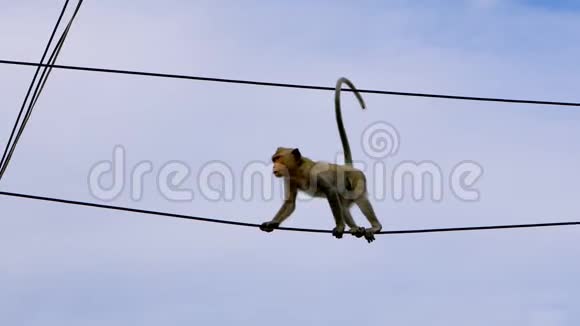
[0,1,579,325]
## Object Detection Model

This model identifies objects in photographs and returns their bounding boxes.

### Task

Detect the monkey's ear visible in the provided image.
[292,148,302,160]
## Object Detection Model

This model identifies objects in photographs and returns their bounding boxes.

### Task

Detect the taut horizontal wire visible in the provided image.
[1,191,578,236]
[1,59,579,107]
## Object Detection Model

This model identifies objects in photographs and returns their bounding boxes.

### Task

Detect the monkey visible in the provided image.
[260,77,383,243]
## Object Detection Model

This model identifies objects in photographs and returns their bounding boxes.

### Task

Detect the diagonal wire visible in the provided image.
[0,0,84,182]
[0,3,577,239]
[0,191,578,236]
[0,0,70,176]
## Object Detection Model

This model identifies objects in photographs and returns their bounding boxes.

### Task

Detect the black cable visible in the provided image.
[30,1,84,112]
[1,191,578,236]
[0,4,577,238]
[1,59,579,107]
[0,0,84,182]
[0,0,70,176]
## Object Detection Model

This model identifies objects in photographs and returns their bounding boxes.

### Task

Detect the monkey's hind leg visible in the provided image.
[318,175,346,239]
[341,200,365,238]
[355,196,382,243]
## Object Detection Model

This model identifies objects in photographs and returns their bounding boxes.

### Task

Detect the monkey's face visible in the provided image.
[272,161,287,178]
[271,147,302,178]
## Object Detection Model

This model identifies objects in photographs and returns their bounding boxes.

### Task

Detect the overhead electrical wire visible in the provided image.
[1,191,578,236]
[0,0,84,181]
[0,1,578,237]
[0,0,71,178]
[0,59,579,107]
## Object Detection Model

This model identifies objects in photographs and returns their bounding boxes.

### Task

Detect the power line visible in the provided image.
[1,59,579,107]
[0,5,577,240]
[0,0,70,178]
[0,1,84,182]
[0,191,578,236]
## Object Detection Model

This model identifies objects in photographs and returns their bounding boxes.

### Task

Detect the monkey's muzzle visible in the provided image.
[272,163,287,178]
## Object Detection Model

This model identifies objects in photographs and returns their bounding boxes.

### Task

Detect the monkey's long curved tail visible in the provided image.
[335,77,366,166]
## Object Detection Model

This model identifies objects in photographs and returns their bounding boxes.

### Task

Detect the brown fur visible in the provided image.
[263,147,382,243]
[260,77,382,243]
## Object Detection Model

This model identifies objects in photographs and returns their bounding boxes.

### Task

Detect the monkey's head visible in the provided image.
[271,147,302,178]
